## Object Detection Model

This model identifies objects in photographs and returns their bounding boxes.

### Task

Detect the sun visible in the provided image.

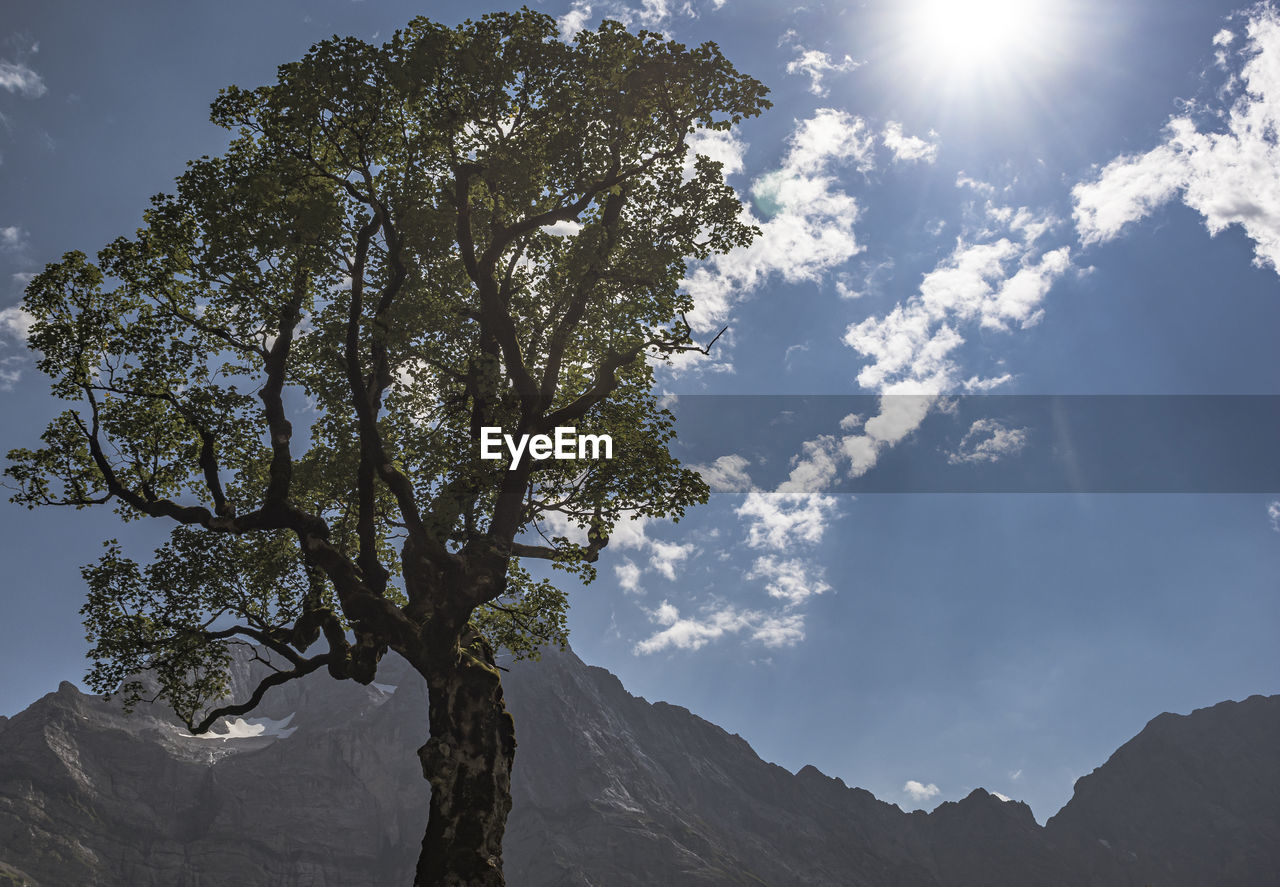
[901,0,1065,78]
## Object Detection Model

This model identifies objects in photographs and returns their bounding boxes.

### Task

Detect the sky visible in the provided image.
[1,0,1277,825]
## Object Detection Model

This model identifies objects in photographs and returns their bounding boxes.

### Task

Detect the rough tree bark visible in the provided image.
[414,632,517,887]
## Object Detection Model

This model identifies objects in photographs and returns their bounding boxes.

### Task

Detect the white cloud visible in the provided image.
[777,434,843,493]
[1010,768,1024,781]
[558,1,593,39]
[0,60,45,98]
[746,555,831,606]
[903,780,940,802]
[634,0,671,27]
[845,305,962,392]
[882,122,939,164]
[0,306,33,342]
[947,418,1029,464]
[681,109,869,337]
[635,600,750,653]
[736,490,838,550]
[1213,28,1235,47]
[609,513,652,550]
[835,274,863,299]
[615,558,643,594]
[765,202,1067,497]
[846,230,1070,393]
[1072,141,1189,246]
[559,0,715,38]
[962,373,1014,392]
[647,539,695,581]
[591,512,698,584]
[541,219,582,237]
[1268,499,1280,532]
[956,173,996,196]
[782,109,876,176]
[0,358,22,391]
[750,611,806,647]
[784,342,809,364]
[634,600,806,653]
[694,453,754,492]
[1073,7,1280,271]
[864,392,937,445]
[785,48,861,96]
[538,509,591,546]
[685,127,747,178]
[0,227,28,252]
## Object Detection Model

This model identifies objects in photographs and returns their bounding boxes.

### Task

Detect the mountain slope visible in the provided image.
[1046,694,1280,886]
[0,648,1275,886]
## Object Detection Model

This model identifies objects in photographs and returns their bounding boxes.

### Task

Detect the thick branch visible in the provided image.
[345,214,393,596]
[453,164,541,403]
[539,187,627,404]
[260,265,309,506]
[539,344,643,431]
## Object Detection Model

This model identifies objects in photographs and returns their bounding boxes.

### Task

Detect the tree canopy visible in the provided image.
[7,9,768,884]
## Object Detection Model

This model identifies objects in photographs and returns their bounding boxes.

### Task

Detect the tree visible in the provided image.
[5,10,768,887]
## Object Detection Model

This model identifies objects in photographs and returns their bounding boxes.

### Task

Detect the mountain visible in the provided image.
[0,647,1276,886]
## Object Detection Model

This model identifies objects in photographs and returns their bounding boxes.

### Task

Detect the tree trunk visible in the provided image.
[414,632,516,887]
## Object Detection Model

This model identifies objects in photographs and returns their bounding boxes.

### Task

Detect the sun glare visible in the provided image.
[903,0,1063,77]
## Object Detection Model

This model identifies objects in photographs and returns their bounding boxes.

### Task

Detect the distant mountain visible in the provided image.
[0,647,1276,886]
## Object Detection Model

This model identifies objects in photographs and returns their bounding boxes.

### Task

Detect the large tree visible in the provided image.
[6,9,767,887]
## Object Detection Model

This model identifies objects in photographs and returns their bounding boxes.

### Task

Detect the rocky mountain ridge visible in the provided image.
[0,647,1276,885]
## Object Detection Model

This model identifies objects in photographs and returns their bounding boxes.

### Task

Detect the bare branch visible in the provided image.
[186,652,334,734]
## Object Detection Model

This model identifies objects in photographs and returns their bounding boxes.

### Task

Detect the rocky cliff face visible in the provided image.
[1046,695,1280,887]
[0,648,1275,886]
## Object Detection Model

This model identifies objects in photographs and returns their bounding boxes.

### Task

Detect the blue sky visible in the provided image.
[1,0,1277,824]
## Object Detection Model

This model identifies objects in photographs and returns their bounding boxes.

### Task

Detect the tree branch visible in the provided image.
[186,652,334,734]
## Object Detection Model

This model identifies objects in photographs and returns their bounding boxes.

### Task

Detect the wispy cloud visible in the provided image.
[634,600,805,653]
[956,173,997,196]
[781,30,862,97]
[0,59,45,98]
[756,199,1069,508]
[947,418,1029,465]
[0,305,33,391]
[1268,500,1280,532]
[845,221,1069,393]
[745,555,830,606]
[0,226,28,253]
